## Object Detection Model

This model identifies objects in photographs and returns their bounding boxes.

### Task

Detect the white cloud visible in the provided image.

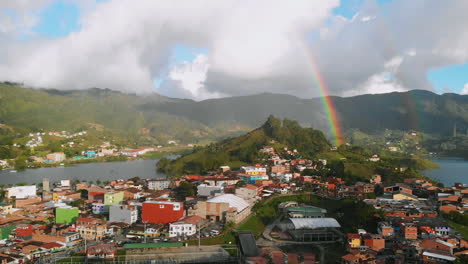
[0,0,468,100]
[460,84,468,95]
[161,54,226,100]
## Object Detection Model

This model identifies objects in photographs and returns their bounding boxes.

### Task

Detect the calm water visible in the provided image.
[422,158,468,187]
[0,158,168,185]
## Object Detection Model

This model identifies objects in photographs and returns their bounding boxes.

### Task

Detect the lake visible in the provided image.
[0,158,168,185]
[422,158,468,187]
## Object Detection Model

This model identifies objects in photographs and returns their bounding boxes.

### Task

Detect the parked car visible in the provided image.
[210,230,220,236]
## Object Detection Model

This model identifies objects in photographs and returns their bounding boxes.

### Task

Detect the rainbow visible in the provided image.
[299,40,345,146]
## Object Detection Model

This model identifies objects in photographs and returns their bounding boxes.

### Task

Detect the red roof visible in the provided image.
[42,242,64,249]
[347,233,361,239]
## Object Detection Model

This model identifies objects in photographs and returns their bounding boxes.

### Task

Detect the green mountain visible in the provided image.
[156,116,330,176]
[0,83,244,145]
[3,82,468,146]
[145,90,468,137]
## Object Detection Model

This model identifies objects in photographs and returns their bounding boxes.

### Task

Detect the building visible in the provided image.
[285,205,327,218]
[6,185,37,199]
[86,244,116,259]
[120,147,155,157]
[240,166,267,175]
[46,152,66,163]
[76,217,107,240]
[55,207,79,224]
[16,224,34,240]
[188,194,251,224]
[235,185,258,202]
[197,184,223,198]
[169,215,205,238]
[347,233,361,248]
[85,151,96,158]
[393,191,418,200]
[147,179,172,191]
[278,218,342,242]
[378,222,394,237]
[43,178,50,192]
[142,201,184,224]
[363,234,385,251]
[104,191,124,205]
[109,205,138,224]
[239,174,269,184]
[92,203,108,214]
[0,203,13,215]
[402,223,418,240]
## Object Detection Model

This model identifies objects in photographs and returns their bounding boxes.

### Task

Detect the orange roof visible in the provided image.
[181,215,204,225]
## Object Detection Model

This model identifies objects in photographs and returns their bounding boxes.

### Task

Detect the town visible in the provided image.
[0,143,466,264]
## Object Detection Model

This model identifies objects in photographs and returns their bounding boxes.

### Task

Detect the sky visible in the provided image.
[0,0,467,100]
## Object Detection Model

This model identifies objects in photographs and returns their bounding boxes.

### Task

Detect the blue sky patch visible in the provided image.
[32,0,81,38]
[428,63,468,93]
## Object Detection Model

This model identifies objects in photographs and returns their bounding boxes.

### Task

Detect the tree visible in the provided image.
[175,181,196,201]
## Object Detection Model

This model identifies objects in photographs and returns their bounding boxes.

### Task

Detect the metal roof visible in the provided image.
[207,194,249,212]
[288,218,341,229]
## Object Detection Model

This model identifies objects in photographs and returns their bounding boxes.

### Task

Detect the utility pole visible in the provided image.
[144,222,147,243]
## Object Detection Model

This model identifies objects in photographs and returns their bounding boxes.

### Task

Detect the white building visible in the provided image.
[7,185,37,199]
[240,166,267,175]
[169,215,205,237]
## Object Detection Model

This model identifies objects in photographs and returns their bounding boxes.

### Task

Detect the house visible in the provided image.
[85,151,96,158]
[378,222,394,237]
[370,175,382,185]
[147,179,172,191]
[421,238,454,255]
[347,233,361,248]
[92,203,108,214]
[240,165,267,175]
[46,152,66,163]
[363,234,385,251]
[0,203,13,215]
[76,217,107,240]
[384,184,412,194]
[235,185,258,202]
[120,147,155,157]
[169,215,206,237]
[86,244,116,259]
[141,201,184,224]
[402,223,418,240]
[6,185,37,200]
[238,174,269,184]
[104,191,124,205]
[393,191,418,200]
[16,224,34,240]
[42,242,65,252]
[197,184,223,198]
[109,205,138,224]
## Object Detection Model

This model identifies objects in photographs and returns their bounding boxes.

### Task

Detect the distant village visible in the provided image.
[0,144,466,263]
[0,129,188,170]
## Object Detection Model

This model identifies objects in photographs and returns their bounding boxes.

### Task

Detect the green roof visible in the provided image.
[287,206,324,212]
[123,243,183,249]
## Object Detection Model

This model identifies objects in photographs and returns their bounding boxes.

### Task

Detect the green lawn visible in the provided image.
[448,220,468,239]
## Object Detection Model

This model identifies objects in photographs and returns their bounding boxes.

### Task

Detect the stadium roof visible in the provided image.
[207,194,249,212]
[288,218,341,230]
